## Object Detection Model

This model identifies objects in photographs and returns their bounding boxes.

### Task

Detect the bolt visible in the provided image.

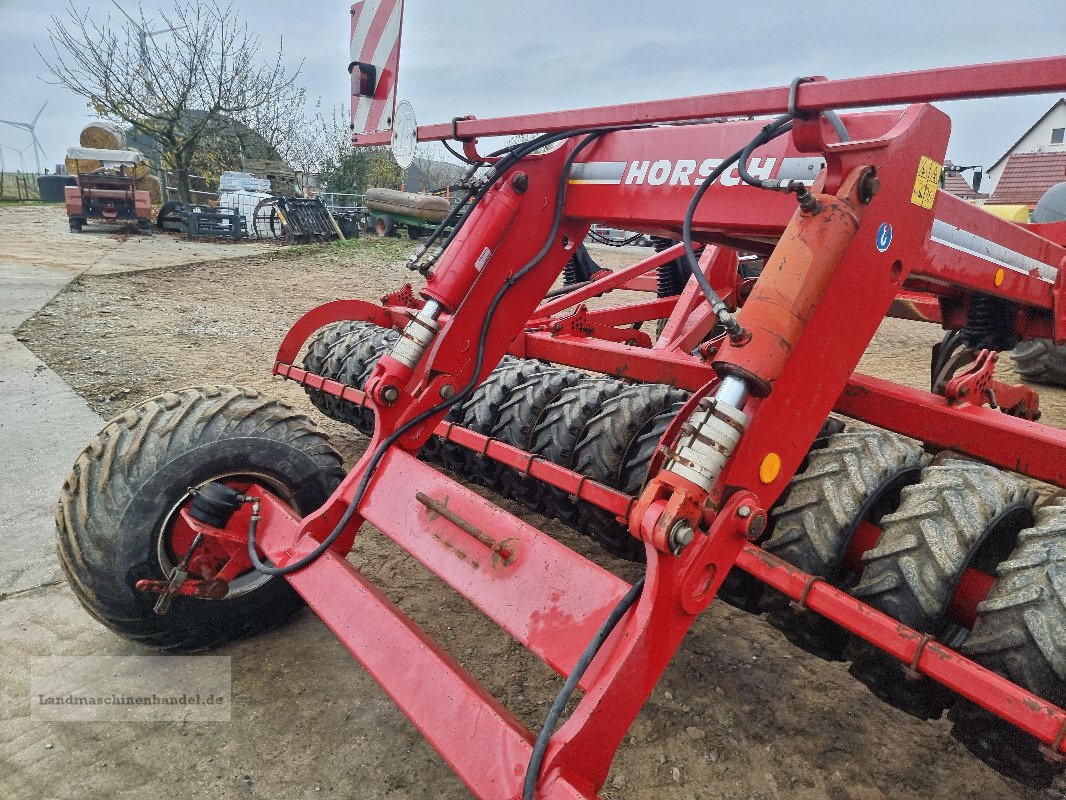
[380,385,400,404]
[511,172,529,194]
[737,505,752,518]
[746,512,767,542]
[440,383,455,399]
[858,169,880,204]
[668,520,694,555]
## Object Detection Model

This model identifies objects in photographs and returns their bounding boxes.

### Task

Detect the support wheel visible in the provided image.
[529,378,625,524]
[333,324,400,434]
[760,429,928,660]
[950,498,1066,790]
[572,383,689,561]
[55,386,346,651]
[445,358,549,478]
[302,320,376,421]
[374,215,396,237]
[480,366,583,497]
[1011,338,1066,388]
[848,461,1037,719]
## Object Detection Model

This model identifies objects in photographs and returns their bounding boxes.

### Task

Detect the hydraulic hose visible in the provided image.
[248,130,612,576]
[522,575,646,800]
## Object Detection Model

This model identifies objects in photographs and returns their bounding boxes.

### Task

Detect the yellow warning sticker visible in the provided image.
[911,156,942,210]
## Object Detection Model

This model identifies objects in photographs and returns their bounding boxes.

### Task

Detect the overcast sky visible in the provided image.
[0,0,1063,175]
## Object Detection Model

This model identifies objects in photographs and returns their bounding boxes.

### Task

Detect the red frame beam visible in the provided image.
[354,57,1066,145]
[839,373,1066,489]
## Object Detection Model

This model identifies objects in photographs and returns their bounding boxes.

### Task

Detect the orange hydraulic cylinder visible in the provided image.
[713,178,865,396]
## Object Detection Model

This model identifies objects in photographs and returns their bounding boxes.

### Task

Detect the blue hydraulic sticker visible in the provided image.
[876,222,893,253]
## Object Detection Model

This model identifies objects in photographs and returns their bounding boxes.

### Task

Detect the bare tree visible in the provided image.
[42,1,301,202]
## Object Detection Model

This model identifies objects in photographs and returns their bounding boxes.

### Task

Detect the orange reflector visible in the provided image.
[759,452,781,484]
[994,267,1005,287]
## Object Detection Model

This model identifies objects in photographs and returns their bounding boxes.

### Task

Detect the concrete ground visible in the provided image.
[0,206,390,800]
[0,204,278,276]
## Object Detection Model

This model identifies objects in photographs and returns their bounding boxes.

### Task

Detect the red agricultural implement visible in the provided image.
[56,35,1066,800]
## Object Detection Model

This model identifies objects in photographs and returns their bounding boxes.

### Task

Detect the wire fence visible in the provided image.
[0,172,42,201]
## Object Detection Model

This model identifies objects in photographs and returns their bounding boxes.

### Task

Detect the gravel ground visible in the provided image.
[12,229,1064,800]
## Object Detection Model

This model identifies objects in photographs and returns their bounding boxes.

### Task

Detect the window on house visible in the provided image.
[1052,127,1065,145]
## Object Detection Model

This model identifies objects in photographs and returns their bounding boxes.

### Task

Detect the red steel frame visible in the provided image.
[256,59,1066,798]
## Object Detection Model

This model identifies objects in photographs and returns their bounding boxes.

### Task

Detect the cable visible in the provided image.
[442,139,477,165]
[587,229,645,247]
[248,129,611,576]
[522,575,646,800]
[680,113,803,343]
[413,126,647,273]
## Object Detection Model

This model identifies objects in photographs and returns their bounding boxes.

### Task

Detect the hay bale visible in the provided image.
[66,156,150,180]
[79,121,127,150]
[136,174,163,204]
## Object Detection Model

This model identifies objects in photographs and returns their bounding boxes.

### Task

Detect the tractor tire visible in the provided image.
[1011,338,1066,388]
[302,320,377,421]
[156,201,181,230]
[848,461,1037,720]
[407,225,428,240]
[419,355,517,465]
[572,383,689,561]
[950,498,1066,791]
[330,324,400,435]
[445,359,550,479]
[760,428,928,660]
[529,378,626,525]
[55,386,346,651]
[480,367,584,498]
[374,215,396,237]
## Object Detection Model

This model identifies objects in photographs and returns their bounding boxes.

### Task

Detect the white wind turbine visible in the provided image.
[2,142,32,173]
[0,103,48,174]
[109,0,187,58]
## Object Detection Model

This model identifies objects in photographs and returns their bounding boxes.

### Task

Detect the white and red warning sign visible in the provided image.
[349,0,404,136]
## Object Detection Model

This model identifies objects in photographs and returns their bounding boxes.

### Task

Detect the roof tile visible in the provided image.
[988,152,1066,205]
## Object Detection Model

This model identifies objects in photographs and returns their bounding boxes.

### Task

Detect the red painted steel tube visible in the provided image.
[735,543,1066,759]
[515,332,716,389]
[354,57,1066,145]
[840,372,1066,489]
[578,297,677,327]
[273,363,636,519]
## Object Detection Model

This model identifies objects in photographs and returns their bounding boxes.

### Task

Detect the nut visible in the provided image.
[439,383,456,399]
[380,385,400,404]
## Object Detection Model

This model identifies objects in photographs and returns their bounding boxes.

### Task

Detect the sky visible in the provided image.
[0,0,1063,176]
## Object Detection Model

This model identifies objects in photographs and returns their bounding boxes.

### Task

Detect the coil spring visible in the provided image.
[562,256,580,286]
[651,237,693,298]
[962,293,1018,351]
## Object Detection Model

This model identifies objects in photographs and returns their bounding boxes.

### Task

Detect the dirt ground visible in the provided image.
[13,226,1065,799]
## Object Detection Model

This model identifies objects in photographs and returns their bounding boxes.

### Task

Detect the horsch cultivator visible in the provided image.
[56,3,1066,794]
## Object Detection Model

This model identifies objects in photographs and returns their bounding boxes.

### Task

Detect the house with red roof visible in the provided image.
[985,98,1066,208]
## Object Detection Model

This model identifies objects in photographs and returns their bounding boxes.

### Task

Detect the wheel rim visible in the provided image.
[156,470,300,599]
[375,217,387,236]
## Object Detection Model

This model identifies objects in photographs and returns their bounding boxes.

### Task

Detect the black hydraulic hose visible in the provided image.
[736,115,794,189]
[248,131,609,576]
[522,575,646,800]
[681,114,798,341]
